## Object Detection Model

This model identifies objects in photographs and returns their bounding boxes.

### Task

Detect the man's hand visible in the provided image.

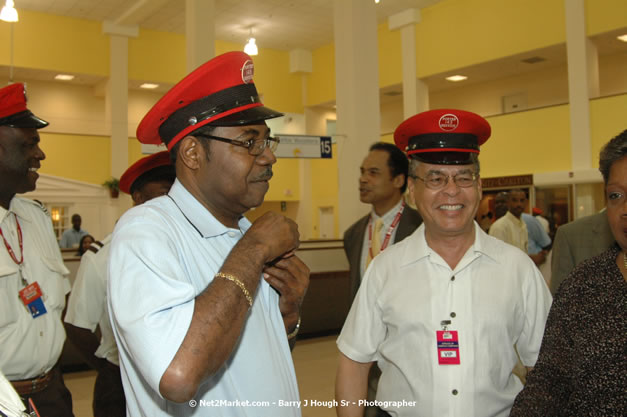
[529,250,547,266]
[263,254,309,332]
[245,212,300,264]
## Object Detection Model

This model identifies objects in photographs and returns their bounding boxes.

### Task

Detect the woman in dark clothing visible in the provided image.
[510,130,627,416]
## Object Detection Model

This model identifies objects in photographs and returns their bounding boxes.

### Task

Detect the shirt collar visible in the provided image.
[0,197,33,225]
[400,221,499,267]
[504,210,524,225]
[371,198,404,223]
[167,179,251,238]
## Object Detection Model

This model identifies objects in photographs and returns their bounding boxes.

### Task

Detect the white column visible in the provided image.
[389,9,429,118]
[565,0,596,170]
[334,0,381,235]
[102,22,138,179]
[186,0,215,73]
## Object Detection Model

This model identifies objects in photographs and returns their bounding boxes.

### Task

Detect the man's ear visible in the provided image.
[131,190,144,206]
[178,136,202,170]
[393,174,405,191]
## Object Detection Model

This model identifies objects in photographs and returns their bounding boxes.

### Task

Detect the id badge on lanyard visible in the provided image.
[436,320,460,365]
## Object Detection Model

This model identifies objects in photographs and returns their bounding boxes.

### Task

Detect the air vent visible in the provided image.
[521,56,546,64]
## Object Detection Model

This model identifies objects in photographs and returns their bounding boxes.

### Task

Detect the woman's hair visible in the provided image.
[77,234,95,256]
[599,129,627,184]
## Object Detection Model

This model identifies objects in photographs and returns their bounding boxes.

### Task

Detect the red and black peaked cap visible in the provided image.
[137,51,283,150]
[0,83,48,129]
[394,109,491,165]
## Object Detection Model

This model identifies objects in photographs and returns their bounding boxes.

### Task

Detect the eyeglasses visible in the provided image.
[411,172,478,190]
[195,133,280,156]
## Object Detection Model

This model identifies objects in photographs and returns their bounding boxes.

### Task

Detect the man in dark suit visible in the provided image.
[343,142,421,417]
[344,142,423,302]
[550,210,614,294]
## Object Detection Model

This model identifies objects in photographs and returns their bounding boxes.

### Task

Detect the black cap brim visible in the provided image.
[209,105,284,126]
[0,110,48,129]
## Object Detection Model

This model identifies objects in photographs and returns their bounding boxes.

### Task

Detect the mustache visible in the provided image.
[252,168,273,182]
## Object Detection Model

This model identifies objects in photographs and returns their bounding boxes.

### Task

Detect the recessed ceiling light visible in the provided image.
[617,34,627,42]
[140,83,159,89]
[55,74,74,81]
[445,75,467,82]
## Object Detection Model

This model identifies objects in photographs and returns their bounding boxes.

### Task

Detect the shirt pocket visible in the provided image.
[38,256,70,311]
[0,265,20,327]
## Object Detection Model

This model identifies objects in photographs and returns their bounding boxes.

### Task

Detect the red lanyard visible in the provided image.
[368,202,405,259]
[0,213,24,265]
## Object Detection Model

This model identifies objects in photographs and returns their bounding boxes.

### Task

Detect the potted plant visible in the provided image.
[103,177,120,198]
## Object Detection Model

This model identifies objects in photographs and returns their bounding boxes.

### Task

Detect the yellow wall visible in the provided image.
[129,29,186,83]
[590,94,627,167]
[39,133,111,184]
[1,9,109,75]
[480,105,572,177]
[310,144,339,238]
[307,43,336,107]
[266,158,300,202]
[377,22,403,89]
[586,0,627,35]
[416,0,565,78]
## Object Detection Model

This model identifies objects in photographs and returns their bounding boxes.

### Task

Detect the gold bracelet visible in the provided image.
[287,316,301,340]
[215,272,253,308]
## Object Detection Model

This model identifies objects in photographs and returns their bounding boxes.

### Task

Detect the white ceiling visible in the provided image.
[14,0,442,51]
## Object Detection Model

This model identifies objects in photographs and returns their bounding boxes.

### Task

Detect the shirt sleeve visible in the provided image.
[108,213,195,395]
[516,261,552,367]
[510,274,575,415]
[337,261,387,363]
[65,251,104,331]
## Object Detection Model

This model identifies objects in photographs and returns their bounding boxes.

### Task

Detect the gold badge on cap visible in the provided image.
[241,60,254,84]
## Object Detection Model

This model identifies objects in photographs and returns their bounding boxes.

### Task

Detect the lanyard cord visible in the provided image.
[0,213,23,265]
[368,202,405,259]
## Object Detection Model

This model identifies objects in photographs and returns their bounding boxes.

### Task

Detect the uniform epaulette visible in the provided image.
[29,199,50,216]
[86,240,104,254]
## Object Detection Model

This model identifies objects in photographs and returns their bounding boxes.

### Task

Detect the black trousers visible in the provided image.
[93,362,126,417]
[20,365,74,417]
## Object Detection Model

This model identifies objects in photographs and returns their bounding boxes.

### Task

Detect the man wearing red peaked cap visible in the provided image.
[65,151,175,417]
[109,52,308,416]
[0,83,76,416]
[337,109,552,417]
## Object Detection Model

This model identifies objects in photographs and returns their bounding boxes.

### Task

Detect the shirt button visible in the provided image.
[452,389,458,395]
[450,312,456,318]
[450,276,455,281]
[227,231,236,238]
[40,331,43,337]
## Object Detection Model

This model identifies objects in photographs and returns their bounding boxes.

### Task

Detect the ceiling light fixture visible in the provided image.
[244,27,258,56]
[140,83,159,89]
[55,74,75,81]
[0,0,18,22]
[375,0,381,4]
[617,34,627,42]
[445,75,468,82]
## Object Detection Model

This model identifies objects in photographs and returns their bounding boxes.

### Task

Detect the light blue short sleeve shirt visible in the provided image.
[108,180,300,417]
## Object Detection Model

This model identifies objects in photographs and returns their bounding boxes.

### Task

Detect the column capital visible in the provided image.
[388,8,421,31]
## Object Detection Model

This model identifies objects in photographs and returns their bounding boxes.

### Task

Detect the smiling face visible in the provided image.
[606,155,627,252]
[182,123,276,226]
[410,161,481,241]
[0,126,46,208]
